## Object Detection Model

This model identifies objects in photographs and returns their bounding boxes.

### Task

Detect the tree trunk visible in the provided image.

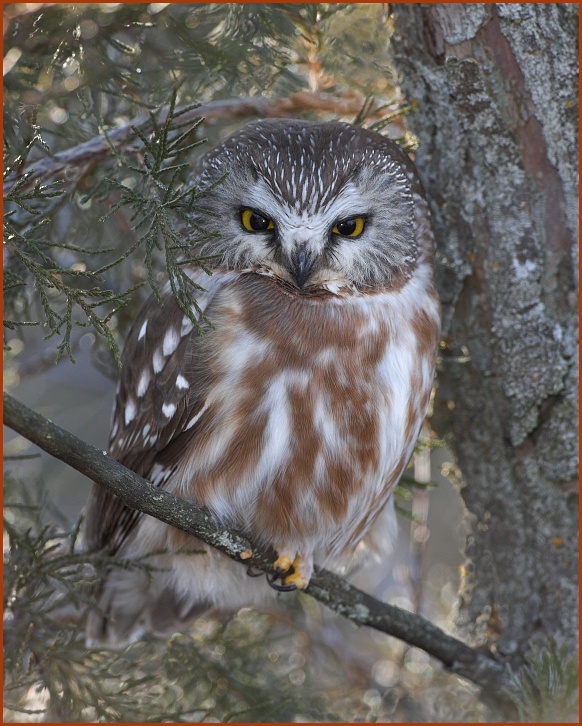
[390,3,578,661]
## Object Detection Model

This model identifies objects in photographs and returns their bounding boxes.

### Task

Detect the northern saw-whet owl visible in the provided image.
[84,119,441,646]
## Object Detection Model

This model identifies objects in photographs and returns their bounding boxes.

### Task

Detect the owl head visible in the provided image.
[189,119,428,292]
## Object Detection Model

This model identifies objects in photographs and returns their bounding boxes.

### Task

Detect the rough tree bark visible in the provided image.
[391,3,578,662]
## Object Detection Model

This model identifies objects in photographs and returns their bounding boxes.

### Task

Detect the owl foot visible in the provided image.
[267,553,311,592]
[273,554,294,575]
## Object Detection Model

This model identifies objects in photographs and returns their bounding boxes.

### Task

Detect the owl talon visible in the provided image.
[268,553,312,591]
[266,555,299,591]
[266,572,298,593]
[282,569,309,589]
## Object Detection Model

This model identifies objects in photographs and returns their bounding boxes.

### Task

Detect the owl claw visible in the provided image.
[268,553,311,591]
[266,571,298,592]
[247,553,312,591]
[282,568,309,589]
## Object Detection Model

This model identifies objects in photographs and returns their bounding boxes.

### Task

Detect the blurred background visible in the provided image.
[4,4,476,721]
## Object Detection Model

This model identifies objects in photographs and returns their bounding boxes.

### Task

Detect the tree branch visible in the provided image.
[3,92,372,196]
[3,392,517,700]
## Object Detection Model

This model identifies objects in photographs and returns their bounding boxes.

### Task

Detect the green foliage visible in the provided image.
[4,170,137,365]
[92,92,217,334]
[505,638,579,723]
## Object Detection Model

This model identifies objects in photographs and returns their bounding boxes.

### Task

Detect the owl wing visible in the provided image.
[84,270,232,555]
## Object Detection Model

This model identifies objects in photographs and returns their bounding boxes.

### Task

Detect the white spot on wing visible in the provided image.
[181,316,194,337]
[162,402,177,419]
[163,328,179,356]
[138,320,148,341]
[176,374,189,390]
[125,401,136,425]
[137,370,150,397]
[153,349,165,373]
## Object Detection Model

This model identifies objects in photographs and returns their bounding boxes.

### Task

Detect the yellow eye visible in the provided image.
[241,209,275,232]
[332,216,366,238]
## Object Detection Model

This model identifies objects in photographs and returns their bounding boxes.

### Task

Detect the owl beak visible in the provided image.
[289,246,315,289]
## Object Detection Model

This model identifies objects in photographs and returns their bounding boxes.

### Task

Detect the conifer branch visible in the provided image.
[3,93,377,197]
[3,392,518,705]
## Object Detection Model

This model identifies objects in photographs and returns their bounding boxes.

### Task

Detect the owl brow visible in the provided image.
[237,205,273,221]
[333,211,372,226]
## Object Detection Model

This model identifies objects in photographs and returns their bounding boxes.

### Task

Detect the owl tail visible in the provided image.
[85,565,209,648]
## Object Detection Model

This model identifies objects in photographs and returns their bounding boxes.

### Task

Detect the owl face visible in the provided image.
[191,120,420,291]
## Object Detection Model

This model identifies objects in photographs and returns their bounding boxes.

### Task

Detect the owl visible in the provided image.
[84,119,441,646]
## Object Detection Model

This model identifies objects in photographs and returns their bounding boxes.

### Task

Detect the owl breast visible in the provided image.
[167,270,440,563]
